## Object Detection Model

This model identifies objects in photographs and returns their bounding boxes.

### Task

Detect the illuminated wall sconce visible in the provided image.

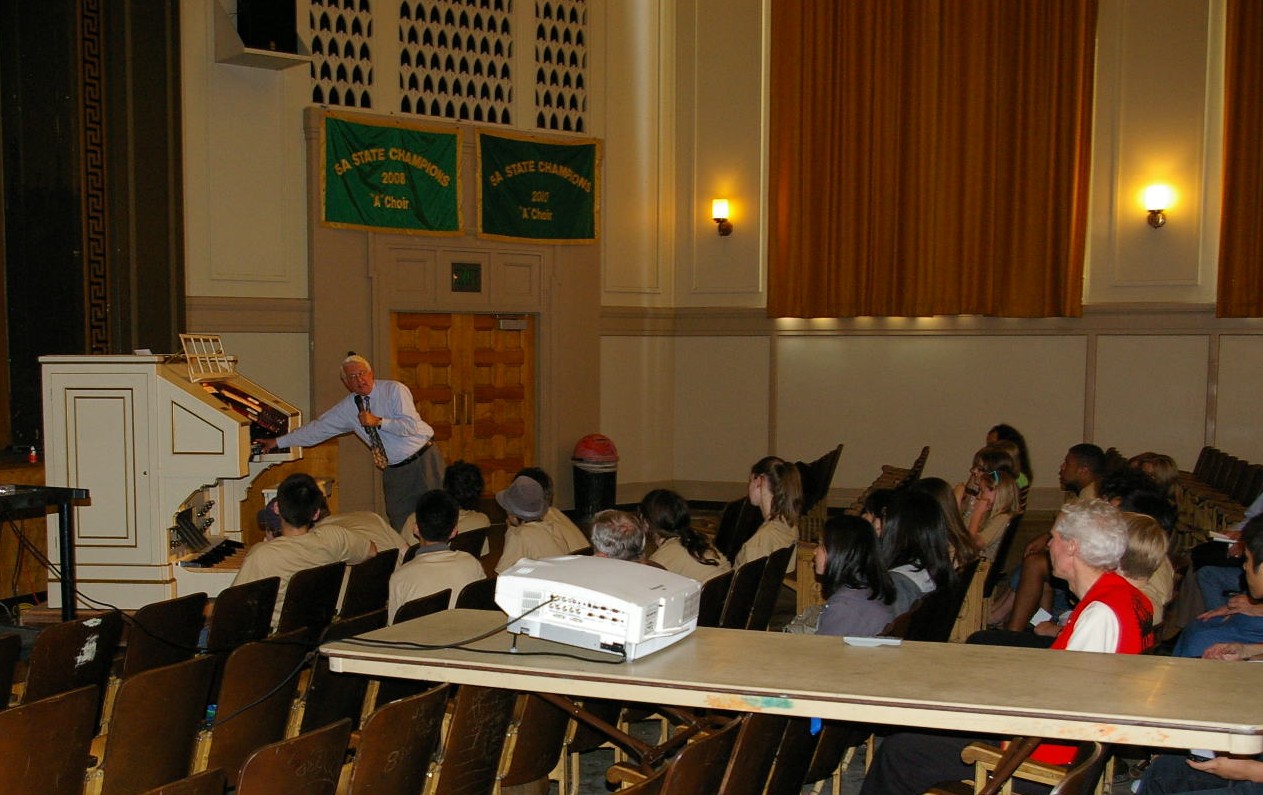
[1143,184,1174,229]
[711,199,733,236]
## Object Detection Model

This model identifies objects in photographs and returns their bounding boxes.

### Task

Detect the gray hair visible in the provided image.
[589,510,646,561]
[1056,499,1127,570]
[341,352,372,373]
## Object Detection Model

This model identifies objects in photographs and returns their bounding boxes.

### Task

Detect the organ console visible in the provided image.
[40,335,303,609]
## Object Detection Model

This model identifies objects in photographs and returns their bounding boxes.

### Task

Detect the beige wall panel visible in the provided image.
[680,0,764,304]
[600,2,670,302]
[600,336,676,485]
[220,332,312,419]
[1214,336,1263,463]
[1094,335,1209,467]
[180,0,309,298]
[775,336,1087,492]
[1086,0,1220,303]
[673,336,771,483]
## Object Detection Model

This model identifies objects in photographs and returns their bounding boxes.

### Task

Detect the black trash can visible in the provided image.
[572,433,619,527]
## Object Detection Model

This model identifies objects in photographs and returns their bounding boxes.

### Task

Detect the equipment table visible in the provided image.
[324,609,1263,754]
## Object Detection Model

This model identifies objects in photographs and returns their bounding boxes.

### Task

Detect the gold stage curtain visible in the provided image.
[1217,0,1263,318]
[768,0,1097,318]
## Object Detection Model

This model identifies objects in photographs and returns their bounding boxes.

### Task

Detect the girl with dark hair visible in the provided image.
[987,423,1033,486]
[734,456,803,573]
[812,515,897,637]
[881,489,957,616]
[908,477,978,567]
[640,489,731,581]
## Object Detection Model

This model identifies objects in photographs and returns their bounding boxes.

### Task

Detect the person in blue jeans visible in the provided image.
[1140,516,1263,793]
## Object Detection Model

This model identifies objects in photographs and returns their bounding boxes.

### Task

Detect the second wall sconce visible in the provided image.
[1143,184,1174,229]
[711,199,733,236]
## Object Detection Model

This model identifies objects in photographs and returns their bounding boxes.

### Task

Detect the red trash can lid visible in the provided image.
[572,433,619,463]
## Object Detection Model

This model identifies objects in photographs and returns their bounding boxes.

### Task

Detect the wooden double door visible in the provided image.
[390,313,535,494]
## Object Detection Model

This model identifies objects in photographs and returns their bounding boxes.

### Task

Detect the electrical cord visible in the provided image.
[341,596,630,664]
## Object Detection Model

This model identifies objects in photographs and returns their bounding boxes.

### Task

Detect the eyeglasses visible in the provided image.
[343,370,372,382]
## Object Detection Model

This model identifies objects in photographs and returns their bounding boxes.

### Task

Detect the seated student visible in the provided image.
[231,473,375,631]
[1173,514,1263,659]
[640,489,731,581]
[1139,516,1263,794]
[401,459,491,550]
[861,488,897,538]
[733,455,803,574]
[494,476,573,573]
[909,477,979,567]
[589,509,648,562]
[318,508,409,561]
[880,489,957,617]
[861,500,1152,795]
[794,514,896,637]
[387,490,485,621]
[953,448,1022,563]
[516,466,590,553]
[986,423,1034,489]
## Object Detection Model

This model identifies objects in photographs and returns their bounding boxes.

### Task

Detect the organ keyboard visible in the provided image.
[42,336,303,609]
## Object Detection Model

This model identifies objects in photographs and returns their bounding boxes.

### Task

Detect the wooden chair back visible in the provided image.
[449,526,489,558]
[748,544,795,631]
[392,589,452,624]
[1051,742,1110,795]
[0,685,98,795]
[24,609,123,725]
[905,558,981,643]
[275,561,346,641]
[298,609,388,734]
[562,698,625,794]
[764,717,821,795]
[121,592,208,679]
[0,632,20,710]
[714,499,764,566]
[498,693,571,788]
[696,569,735,628]
[99,656,216,795]
[203,631,309,786]
[345,684,449,795]
[907,445,932,481]
[984,513,1024,598]
[205,576,279,652]
[720,556,766,630]
[800,720,871,795]
[655,715,742,794]
[137,768,225,795]
[401,543,420,564]
[454,576,499,611]
[338,549,397,619]
[716,712,788,795]
[950,556,994,643]
[426,685,519,795]
[235,718,351,795]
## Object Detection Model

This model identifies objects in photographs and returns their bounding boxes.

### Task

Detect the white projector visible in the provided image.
[495,556,701,661]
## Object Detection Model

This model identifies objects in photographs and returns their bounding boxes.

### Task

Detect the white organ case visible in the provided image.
[40,351,301,608]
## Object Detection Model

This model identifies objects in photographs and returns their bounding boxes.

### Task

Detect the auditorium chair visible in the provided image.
[120,592,208,680]
[195,630,310,786]
[719,556,766,629]
[235,718,351,795]
[425,684,520,795]
[748,544,796,631]
[925,737,1110,795]
[342,684,449,795]
[205,576,278,653]
[0,685,98,795]
[88,656,216,795]
[293,608,387,736]
[496,693,572,792]
[449,525,490,558]
[764,717,822,795]
[275,561,346,642]
[905,558,982,644]
[137,768,225,795]
[696,569,734,628]
[391,589,452,624]
[561,698,626,795]
[337,549,397,619]
[454,575,500,611]
[22,609,124,728]
[715,711,789,795]
[605,714,742,794]
[800,720,874,795]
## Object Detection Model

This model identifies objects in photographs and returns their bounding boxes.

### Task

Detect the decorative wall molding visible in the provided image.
[185,296,311,333]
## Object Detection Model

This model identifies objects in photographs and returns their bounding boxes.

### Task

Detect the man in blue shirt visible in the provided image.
[260,352,443,532]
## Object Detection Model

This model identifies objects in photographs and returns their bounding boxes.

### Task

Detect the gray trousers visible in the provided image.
[381,444,446,531]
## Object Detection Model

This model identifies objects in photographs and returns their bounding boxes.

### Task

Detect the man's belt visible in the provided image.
[388,441,432,469]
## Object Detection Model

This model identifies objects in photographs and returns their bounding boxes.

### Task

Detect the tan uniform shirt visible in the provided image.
[388,547,485,621]
[733,517,798,573]
[232,525,372,630]
[650,537,731,582]
[496,519,573,572]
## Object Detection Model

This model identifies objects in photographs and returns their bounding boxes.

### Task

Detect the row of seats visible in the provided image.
[1176,445,1263,547]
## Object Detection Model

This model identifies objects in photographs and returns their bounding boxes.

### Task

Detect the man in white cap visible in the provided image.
[260,352,444,532]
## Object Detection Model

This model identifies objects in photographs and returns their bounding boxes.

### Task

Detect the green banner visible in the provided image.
[478,132,599,243]
[322,115,460,234]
